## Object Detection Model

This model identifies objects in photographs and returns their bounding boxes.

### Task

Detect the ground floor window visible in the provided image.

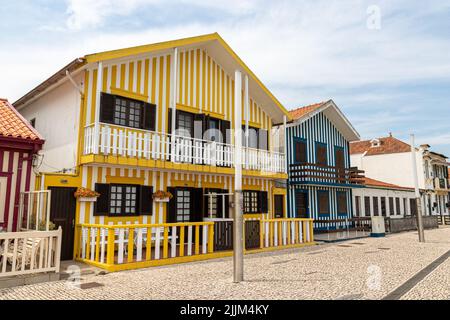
[176,190,191,222]
[395,198,401,215]
[364,196,371,216]
[410,198,418,216]
[318,191,330,215]
[381,197,387,217]
[373,197,379,216]
[337,192,347,215]
[355,196,361,217]
[244,191,259,214]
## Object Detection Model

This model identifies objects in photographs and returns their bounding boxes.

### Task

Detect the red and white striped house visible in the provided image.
[0,98,44,231]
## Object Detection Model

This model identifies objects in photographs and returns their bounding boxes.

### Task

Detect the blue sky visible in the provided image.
[1,0,449,156]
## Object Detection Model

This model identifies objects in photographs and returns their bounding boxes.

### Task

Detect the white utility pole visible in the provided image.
[233,70,244,283]
[410,134,425,242]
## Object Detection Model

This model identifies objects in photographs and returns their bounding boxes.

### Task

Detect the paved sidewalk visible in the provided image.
[0,227,449,300]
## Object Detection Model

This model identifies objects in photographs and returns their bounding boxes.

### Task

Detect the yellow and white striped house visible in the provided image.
[14,33,315,270]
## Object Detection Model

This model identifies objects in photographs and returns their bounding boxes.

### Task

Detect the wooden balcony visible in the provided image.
[83,123,286,174]
[289,163,365,186]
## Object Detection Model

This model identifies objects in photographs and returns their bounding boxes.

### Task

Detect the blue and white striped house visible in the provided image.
[283,100,364,231]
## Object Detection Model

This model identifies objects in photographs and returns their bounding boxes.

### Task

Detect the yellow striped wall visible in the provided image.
[82,48,272,134]
[72,165,276,225]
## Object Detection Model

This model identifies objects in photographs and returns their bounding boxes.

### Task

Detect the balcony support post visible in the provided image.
[93,61,103,154]
[170,48,178,160]
[233,70,244,283]
[283,115,287,174]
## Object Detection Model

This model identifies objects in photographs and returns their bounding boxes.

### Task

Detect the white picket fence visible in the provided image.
[84,123,286,174]
[0,228,62,278]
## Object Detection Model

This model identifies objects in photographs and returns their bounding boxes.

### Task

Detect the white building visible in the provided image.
[350,135,449,216]
[352,177,417,218]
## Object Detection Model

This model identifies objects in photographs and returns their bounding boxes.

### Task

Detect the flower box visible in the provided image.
[154,197,170,203]
[77,197,98,203]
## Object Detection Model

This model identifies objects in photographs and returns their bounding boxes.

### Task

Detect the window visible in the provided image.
[176,190,191,222]
[381,197,386,217]
[335,147,345,169]
[337,192,348,215]
[94,184,152,217]
[29,118,36,128]
[318,191,330,215]
[110,184,138,215]
[316,142,327,166]
[396,198,401,215]
[242,126,268,150]
[364,196,371,216]
[410,198,418,216]
[243,190,268,214]
[373,197,379,216]
[177,111,194,137]
[244,191,259,214]
[389,197,395,216]
[294,139,307,164]
[100,93,156,131]
[355,196,361,217]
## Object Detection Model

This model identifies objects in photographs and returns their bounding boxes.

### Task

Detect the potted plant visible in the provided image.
[74,187,100,202]
[152,190,173,203]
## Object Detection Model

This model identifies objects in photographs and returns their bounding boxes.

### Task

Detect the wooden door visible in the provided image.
[274,195,284,218]
[49,187,77,260]
[295,191,309,218]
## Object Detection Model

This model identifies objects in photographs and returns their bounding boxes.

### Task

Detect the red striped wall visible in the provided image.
[0,148,35,231]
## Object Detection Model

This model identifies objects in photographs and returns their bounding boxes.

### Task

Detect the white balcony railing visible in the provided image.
[84,123,286,174]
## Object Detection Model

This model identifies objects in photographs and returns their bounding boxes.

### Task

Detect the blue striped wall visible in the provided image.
[286,111,353,229]
[286,112,350,168]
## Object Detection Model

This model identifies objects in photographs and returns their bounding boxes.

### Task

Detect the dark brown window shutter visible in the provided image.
[94,183,110,216]
[203,188,210,218]
[220,120,231,144]
[318,191,330,214]
[142,103,156,131]
[258,129,268,150]
[335,148,345,169]
[100,93,115,124]
[337,192,347,214]
[139,186,153,215]
[295,140,307,163]
[167,187,177,223]
[194,114,205,140]
[259,191,268,213]
[316,144,327,166]
[168,109,172,134]
[190,188,203,222]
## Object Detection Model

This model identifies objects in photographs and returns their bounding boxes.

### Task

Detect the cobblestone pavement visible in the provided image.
[0,227,449,300]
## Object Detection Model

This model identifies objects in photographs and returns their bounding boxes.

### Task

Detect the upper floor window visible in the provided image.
[242,126,268,150]
[100,92,156,131]
[316,142,328,166]
[335,147,345,169]
[294,138,307,164]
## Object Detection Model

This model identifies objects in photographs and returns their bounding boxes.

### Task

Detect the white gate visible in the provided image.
[18,190,52,231]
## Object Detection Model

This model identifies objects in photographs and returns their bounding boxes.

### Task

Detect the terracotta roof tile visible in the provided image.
[0,98,43,141]
[289,102,327,120]
[364,177,414,191]
[350,136,411,156]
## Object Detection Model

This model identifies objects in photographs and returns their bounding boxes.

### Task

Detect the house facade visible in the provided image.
[352,177,417,218]
[14,33,294,261]
[282,100,364,231]
[0,98,44,232]
[350,136,449,217]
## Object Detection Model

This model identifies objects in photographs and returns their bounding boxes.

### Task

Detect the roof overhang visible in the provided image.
[14,33,291,123]
[287,100,360,141]
[14,58,86,109]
